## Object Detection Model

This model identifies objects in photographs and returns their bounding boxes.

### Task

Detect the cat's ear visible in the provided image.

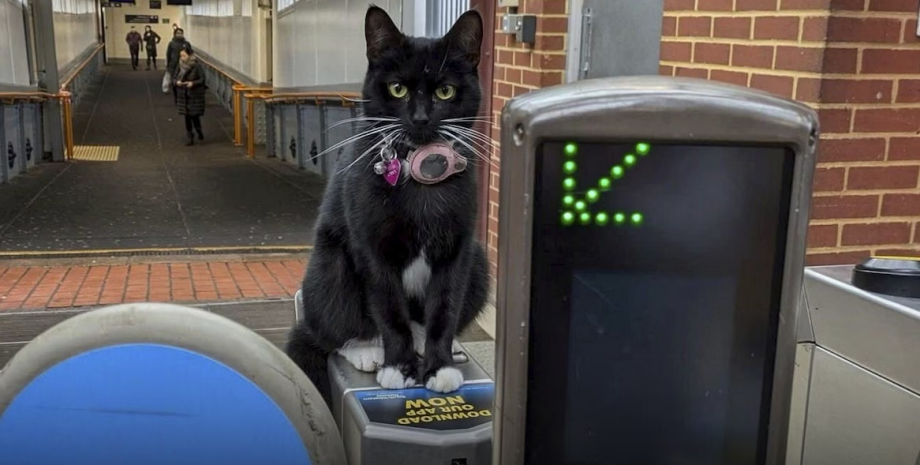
[444,10,483,67]
[365,6,402,61]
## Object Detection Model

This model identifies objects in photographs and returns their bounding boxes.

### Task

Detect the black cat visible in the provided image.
[285,6,490,405]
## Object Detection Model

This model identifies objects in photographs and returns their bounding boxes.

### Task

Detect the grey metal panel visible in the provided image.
[425,0,469,37]
[32,0,64,161]
[800,347,920,465]
[322,105,356,178]
[0,105,8,183]
[796,283,815,343]
[3,105,23,181]
[20,103,36,169]
[281,104,300,166]
[804,266,920,395]
[299,104,324,175]
[25,102,41,166]
[784,343,814,465]
[570,0,664,80]
[495,76,819,465]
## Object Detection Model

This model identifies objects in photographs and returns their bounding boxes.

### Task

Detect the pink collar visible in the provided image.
[375,142,468,186]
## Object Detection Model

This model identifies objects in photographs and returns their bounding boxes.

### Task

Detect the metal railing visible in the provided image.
[0,42,104,171]
[196,53,363,165]
[196,54,272,151]
[0,93,45,183]
[58,43,105,160]
[258,92,361,166]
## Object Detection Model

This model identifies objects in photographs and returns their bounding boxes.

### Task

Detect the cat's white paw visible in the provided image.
[425,366,464,393]
[410,322,426,356]
[337,339,384,373]
[377,366,417,389]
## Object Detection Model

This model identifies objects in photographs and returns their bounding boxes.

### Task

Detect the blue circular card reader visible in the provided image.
[0,303,346,465]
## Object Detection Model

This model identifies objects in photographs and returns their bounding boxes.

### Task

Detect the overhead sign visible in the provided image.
[355,382,494,431]
[126,15,159,24]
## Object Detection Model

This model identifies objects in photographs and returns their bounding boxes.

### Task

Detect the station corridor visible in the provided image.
[0,65,324,255]
[0,64,327,353]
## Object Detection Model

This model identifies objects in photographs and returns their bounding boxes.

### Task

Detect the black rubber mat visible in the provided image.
[0,65,326,253]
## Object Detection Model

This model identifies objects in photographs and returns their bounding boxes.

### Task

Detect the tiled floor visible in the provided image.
[0,258,306,311]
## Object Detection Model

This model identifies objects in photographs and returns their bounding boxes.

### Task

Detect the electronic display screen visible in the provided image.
[525,141,795,465]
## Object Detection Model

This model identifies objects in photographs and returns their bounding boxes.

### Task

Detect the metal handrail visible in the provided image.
[0,43,105,161]
[243,91,363,159]
[194,56,363,159]
[195,55,272,147]
[60,43,105,92]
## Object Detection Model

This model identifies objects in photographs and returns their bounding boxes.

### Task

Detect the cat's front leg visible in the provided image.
[419,253,472,393]
[366,269,419,389]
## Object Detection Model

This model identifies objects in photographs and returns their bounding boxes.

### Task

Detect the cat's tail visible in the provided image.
[285,323,333,408]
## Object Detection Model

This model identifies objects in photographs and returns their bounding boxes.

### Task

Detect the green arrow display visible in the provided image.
[559,142,650,226]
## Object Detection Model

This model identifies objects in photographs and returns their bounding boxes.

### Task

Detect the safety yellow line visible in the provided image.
[0,245,313,257]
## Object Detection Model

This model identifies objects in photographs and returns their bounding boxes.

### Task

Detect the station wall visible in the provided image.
[54,0,99,72]
[659,0,920,263]
[0,0,30,86]
[185,0,254,80]
[103,0,183,61]
[273,0,403,88]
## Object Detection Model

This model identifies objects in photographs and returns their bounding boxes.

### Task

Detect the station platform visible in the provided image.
[0,64,326,256]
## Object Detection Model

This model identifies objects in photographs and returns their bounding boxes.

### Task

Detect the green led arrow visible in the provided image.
[560,142,649,226]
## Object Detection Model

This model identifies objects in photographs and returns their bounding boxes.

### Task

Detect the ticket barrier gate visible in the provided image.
[787,261,920,465]
[0,299,494,465]
[296,291,495,465]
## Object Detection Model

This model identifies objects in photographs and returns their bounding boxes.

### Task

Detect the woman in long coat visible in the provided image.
[174,43,206,146]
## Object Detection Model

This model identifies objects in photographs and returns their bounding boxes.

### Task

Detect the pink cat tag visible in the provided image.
[383,158,401,186]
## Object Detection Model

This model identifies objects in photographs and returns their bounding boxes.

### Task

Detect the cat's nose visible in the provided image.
[411,108,430,125]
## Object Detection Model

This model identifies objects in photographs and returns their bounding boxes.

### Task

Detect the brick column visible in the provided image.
[488,0,568,277]
[660,0,920,263]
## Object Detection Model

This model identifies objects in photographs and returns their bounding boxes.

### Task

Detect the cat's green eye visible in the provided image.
[388,82,408,99]
[435,85,456,100]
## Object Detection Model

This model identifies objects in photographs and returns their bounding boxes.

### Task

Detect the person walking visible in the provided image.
[166,28,189,102]
[174,43,206,146]
[143,26,161,70]
[126,27,143,70]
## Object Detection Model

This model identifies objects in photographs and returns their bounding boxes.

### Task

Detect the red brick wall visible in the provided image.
[660,0,920,265]
[487,0,568,277]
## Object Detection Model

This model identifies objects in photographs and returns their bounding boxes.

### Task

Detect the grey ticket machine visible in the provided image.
[493,76,819,465]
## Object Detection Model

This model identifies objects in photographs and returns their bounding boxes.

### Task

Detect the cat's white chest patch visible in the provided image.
[402,249,431,299]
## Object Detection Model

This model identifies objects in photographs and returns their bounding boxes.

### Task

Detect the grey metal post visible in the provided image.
[566,0,664,81]
[31,0,65,162]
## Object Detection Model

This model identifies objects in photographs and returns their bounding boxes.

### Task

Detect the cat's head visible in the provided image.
[362,6,483,148]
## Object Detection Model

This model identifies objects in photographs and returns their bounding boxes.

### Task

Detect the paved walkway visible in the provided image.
[0,257,306,311]
[0,64,325,254]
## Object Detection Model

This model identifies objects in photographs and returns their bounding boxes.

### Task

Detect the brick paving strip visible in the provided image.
[0,258,307,311]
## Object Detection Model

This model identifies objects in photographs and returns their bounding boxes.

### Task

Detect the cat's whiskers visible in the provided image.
[437,128,497,169]
[325,116,399,132]
[441,124,500,157]
[309,123,400,163]
[442,125,499,154]
[442,117,497,129]
[340,95,372,103]
[338,129,404,175]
